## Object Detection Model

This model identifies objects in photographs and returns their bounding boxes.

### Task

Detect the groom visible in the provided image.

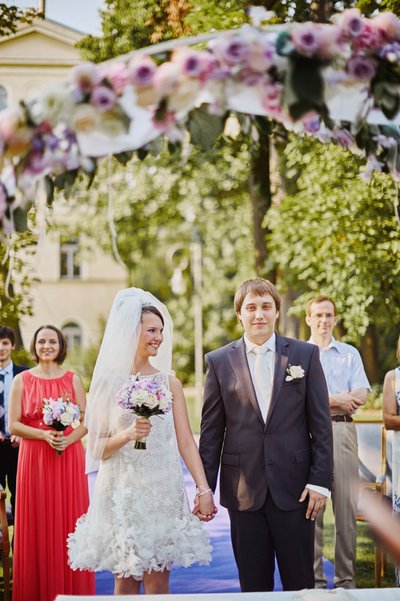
[199,278,333,592]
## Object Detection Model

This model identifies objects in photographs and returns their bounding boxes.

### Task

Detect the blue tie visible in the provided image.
[0,372,5,433]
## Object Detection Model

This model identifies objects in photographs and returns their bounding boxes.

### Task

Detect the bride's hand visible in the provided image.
[127,417,152,441]
[193,490,218,522]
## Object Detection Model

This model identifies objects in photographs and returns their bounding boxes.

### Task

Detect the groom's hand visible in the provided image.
[299,488,327,520]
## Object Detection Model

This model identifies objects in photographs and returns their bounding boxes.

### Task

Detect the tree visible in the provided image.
[63,134,254,381]
[0,3,39,37]
[0,4,42,340]
[267,136,400,381]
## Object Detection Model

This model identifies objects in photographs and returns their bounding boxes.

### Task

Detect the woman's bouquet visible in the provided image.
[42,394,81,455]
[116,376,173,449]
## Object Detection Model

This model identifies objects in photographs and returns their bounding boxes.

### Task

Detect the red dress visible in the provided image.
[13,370,95,601]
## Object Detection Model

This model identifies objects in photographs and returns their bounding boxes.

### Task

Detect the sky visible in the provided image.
[6,0,104,35]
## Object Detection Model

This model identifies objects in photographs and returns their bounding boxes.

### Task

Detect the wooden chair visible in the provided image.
[356,421,388,587]
[0,485,11,601]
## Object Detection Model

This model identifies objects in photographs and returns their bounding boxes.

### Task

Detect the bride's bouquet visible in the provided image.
[116,376,173,449]
[42,395,81,455]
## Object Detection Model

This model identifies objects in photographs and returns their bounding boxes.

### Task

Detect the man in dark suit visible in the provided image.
[0,326,27,520]
[199,278,333,592]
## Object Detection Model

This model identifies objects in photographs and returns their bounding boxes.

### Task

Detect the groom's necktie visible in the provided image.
[252,346,273,420]
[0,372,5,433]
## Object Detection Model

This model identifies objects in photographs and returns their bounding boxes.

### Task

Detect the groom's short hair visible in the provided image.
[234,278,281,313]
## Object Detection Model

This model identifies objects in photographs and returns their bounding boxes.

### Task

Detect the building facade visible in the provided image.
[0,18,128,351]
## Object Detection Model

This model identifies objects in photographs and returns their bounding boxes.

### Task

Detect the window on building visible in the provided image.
[0,86,7,111]
[60,239,81,279]
[62,322,82,349]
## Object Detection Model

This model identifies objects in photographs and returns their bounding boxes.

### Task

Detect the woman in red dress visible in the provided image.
[9,325,95,601]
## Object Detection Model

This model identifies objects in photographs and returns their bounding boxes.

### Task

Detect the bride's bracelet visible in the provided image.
[196,488,212,497]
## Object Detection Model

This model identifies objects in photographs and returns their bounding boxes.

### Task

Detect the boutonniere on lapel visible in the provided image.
[285,364,305,382]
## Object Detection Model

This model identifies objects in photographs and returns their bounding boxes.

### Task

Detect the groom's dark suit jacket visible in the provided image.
[199,334,333,512]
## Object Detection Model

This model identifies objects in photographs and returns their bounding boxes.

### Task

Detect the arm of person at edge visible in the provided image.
[329,349,369,415]
[382,370,400,430]
[299,345,334,521]
[8,373,87,452]
[169,375,217,522]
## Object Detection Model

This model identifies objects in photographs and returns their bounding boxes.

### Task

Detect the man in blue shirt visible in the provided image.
[0,326,27,521]
[306,296,370,589]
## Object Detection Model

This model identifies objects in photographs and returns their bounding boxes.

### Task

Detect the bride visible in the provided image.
[68,288,216,595]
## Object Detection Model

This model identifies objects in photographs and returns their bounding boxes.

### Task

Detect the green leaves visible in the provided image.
[282,55,328,122]
[371,61,400,121]
[188,105,225,150]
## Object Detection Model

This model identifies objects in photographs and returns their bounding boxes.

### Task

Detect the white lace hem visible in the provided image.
[68,511,212,580]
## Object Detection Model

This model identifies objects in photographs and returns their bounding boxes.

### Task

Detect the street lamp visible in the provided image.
[167,230,203,419]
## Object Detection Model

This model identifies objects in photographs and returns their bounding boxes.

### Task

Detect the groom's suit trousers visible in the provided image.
[229,492,315,592]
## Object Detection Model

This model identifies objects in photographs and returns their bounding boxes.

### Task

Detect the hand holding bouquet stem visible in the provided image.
[133,416,151,450]
[116,375,173,450]
[42,394,81,455]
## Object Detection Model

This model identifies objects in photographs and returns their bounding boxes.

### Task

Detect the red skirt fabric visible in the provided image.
[12,371,95,601]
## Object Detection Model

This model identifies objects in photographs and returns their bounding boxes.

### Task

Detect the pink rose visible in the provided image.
[72,62,102,93]
[372,12,400,42]
[102,62,129,95]
[346,55,376,80]
[247,39,275,73]
[171,47,212,79]
[90,85,117,112]
[337,8,366,38]
[212,35,250,66]
[128,55,157,88]
[352,22,385,51]
[291,23,323,57]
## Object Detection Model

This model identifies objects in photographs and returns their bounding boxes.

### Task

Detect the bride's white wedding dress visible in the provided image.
[68,373,211,579]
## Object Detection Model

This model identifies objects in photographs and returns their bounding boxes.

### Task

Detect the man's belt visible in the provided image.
[331,415,353,422]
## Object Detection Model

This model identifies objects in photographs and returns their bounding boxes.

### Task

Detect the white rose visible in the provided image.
[60,413,72,426]
[290,365,305,379]
[144,394,158,410]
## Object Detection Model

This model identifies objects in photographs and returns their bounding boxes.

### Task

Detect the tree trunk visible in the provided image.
[360,324,380,385]
[249,116,275,282]
[310,0,332,22]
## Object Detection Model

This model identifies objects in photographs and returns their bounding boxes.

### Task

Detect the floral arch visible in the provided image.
[1,7,400,235]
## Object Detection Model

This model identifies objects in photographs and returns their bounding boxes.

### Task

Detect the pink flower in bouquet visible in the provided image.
[291,23,323,57]
[72,62,102,93]
[346,55,376,80]
[337,8,366,38]
[90,85,117,112]
[213,35,251,66]
[372,12,400,43]
[128,55,157,88]
[116,376,173,450]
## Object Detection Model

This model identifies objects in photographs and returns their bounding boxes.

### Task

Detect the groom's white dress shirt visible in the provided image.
[245,334,330,498]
